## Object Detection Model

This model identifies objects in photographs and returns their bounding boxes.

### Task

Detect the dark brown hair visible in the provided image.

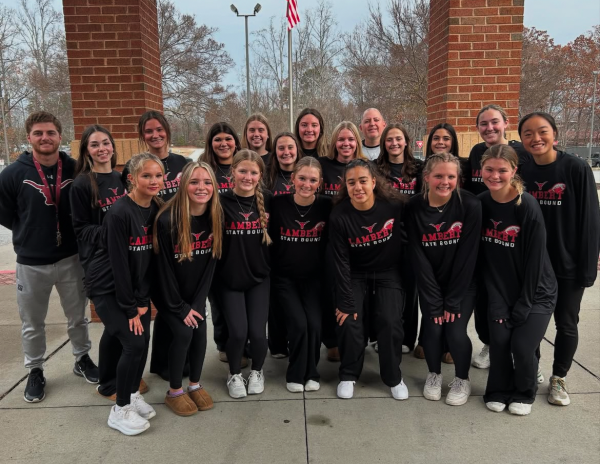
[376,124,418,181]
[294,108,328,157]
[241,113,273,153]
[335,159,404,206]
[138,110,171,147]
[25,111,62,135]
[266,132,303,190]
[200,122,241,171]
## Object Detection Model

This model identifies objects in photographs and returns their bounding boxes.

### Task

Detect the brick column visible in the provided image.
[427,0,524,155]
[63,0,163,165]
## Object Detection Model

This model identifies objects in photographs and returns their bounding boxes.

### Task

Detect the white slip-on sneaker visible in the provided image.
[337,381,355,399]
[247,370,265,395]
[227,373,247,399]
[508,402,532,416]
[485,401,506,412]
[130,391,156,420]
[286,382,304,393]
[108,404,150,436]
[423,372,443,401]
[305,380,321,392]
[391,380,409,400]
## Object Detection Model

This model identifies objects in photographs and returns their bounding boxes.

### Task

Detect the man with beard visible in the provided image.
[0,111,98,403]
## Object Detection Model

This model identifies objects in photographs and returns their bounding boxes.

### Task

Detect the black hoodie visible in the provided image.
[0,151,78,265]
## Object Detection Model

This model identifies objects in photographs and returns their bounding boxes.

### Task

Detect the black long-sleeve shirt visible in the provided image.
[478,191,556,326]
[464,141,532,195]
[101,195,159,318]
[519,151,600,286]
[330,198,403,314]
[319,157,347,196]
[270,170,294,196]
[218,189,272,290]
[406,191,482,317]
[121,152,189,201]
[385,162,423,197]
[70,171,127,294]
[269,194,332,278]
[152,210,217,320]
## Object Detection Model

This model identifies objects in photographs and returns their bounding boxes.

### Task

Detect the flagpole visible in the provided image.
[288,28,293,132]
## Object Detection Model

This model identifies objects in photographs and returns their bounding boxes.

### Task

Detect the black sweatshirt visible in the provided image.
[406,191,482,317]
[519,150,600,286]
[70,171,127,294]
[385,162,423,197]
[218,189,272,290]
[0,151,78,265]
[478,191,556,326]
[261,152,272,168]
[319,157,347,196]
[302,147,319,158]
[269,194,332,278]
[152,210,217,320]
[121,152,189,201]
[330,198,403,314]
[214,163,234,194]
[102,195,159,318]
[464,141,532,195]
[270,170,294,196]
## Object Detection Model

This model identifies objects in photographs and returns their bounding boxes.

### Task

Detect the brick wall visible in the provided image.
[427,0,524,135]
[63,0,163,143]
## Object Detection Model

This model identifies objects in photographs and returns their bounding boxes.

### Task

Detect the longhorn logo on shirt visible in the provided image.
[295,220,310,230]
[142,226,149,234]
[239,212,254,220]
[348,219,394,247]
[109,187,120,195]
[164,172,170,180]
[99,187,127,210]
[23,179,73,206]
[421,221,462,246]
[490,219,502,229]
[192,231,206,241]
[530,181,566,205]
[482,222,520,246]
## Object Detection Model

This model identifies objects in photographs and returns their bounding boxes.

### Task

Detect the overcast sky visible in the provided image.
[6,0,600,88]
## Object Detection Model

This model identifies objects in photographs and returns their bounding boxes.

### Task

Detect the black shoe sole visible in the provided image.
[23,392,45,403]
[73,367,99,384]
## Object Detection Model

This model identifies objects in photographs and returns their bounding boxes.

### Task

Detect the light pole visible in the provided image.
[231,3,261,117]
[589,70,600,160]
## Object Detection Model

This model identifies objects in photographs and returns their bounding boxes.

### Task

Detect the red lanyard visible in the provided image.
[32,156,63,246]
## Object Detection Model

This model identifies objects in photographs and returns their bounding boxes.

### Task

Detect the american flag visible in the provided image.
[287,0,300,30]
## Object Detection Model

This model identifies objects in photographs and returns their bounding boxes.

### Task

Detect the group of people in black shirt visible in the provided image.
[1,105,598,436]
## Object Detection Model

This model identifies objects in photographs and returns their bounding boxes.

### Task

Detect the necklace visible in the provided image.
[279,168,293,189]
[293,195,315,218]
[216,164,232,183]
[233,191,255,219]
[432,200,449,213]
[131,194,153,227]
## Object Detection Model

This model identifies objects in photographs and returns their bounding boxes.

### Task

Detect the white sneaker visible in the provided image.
[305,380,320,392]
[485,401,506,412]
[129,391,156,420]
[423,372,443,401]
[227,373,247,399]
[247,370,265,395]
[508,402,532,416]
[391,380,409,400]
[472,344,490,369]
[373,342,379,353]
[108,404,150,436]
[286,382,304,393]
[537,366,544,384]
[401,345,410,354]
[337,381,355,399]
[445,377,471,406]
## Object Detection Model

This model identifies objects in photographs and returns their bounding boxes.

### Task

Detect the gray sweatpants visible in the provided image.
[16,254,91,371]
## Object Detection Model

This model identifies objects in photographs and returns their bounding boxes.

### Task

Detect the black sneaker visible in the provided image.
[73,354,99,384]
[24,368,46,403]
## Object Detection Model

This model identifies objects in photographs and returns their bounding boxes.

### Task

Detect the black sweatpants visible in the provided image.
[474,276,490,345]
[485,312,552,405]
[272,276,322,384]
[219,278,270,375]
[337,272,404,387]
[93,293,151,407]
[321,246,338,349]
[159,309,207,389]
[552,278,585,378]
[421,284,476,379]
[401,265,419,350]
[149,311,191,381]
[268,284,289,356]
[96,329,122,396]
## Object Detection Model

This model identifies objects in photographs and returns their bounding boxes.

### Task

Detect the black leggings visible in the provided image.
[272,276,322,384]
[268,283,288,356]
[485,312,552,405]
[552,279,585,378]
[209,288,228,352]
[97,329,122,396]
[337,273,404,387]
[321,246,338,349]
[421,284,476,379]
[219,279,270,375]
[93,293,151,407]
[401,268,419,350]
[150,311,190,381]
[474,276,490,345]
[158,309,207,389]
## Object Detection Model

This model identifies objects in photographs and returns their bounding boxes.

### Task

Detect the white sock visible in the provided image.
[114,405,122,412]
[188,384,200,392]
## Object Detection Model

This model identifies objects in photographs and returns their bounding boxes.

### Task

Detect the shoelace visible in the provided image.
[448,378,467,392]
[228,374,247,386]
[28,371,43,387]
[426,374,441,387]
[552,378,568,392]
[249,371,263,382]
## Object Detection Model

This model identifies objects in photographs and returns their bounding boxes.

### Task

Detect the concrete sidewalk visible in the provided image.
[0,241,598,463]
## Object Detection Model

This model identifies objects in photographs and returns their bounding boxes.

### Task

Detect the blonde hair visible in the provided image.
[154,162,223,261]
[231,149,272,245]
[481,144,524,206]
[421,152,462,200]
[327,121,367,161]
[127,152,164,207]
[241,113,273,153]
